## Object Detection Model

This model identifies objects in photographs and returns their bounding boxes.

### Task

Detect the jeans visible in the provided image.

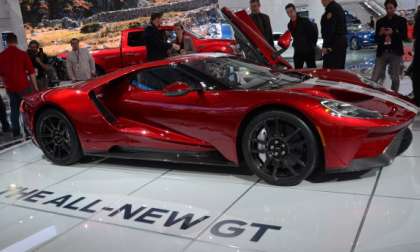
[372,52,402,92]
[0,95,9,131]
[7,87,32,136]
[7,92,23,136]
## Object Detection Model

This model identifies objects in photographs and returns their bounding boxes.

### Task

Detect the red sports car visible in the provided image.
[21,8,418,186]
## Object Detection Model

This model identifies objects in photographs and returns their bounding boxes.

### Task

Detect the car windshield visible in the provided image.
[183,57,304,89]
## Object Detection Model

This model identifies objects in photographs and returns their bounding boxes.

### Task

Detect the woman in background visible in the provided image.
[173,22,187,55]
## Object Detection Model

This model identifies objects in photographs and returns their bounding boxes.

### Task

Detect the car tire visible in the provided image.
[35,109,83,165]
[350,37,360,50]
[241,110,320,186]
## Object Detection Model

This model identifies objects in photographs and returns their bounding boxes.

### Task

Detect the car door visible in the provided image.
[221,7,292,70]
[119,65,224,149]
[121,30,147,67]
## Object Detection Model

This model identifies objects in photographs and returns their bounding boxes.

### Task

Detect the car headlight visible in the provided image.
[321,100,383,119]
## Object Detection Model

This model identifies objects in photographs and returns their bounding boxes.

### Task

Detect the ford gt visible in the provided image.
[21,8,418,186]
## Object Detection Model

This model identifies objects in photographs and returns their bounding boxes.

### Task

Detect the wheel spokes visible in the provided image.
[248,116,313,181]
[284,128,301,143]
[261,155,273,171]
[39,116,72,161]
[288,153,306,168]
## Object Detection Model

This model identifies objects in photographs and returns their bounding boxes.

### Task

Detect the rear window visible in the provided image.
[127,31,145,47]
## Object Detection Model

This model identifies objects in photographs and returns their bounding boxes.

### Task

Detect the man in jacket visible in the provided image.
[321,0,348,69]
[371,0,408,92]
[249,0,275,48]
[66,38,96,81]
[286,3,318,69]
[0,33,38,137]
[144,12,180,61]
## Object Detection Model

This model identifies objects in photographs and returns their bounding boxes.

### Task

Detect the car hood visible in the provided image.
[356,30,374,37]
[271,69,418,116]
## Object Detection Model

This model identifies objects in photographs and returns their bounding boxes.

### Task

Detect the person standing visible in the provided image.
[0,94,10,133]
[173,22,187,55]
[371,0,408,92]
[27,40,50,90]
[285,3,318,69]
[249,0,275,48]
[0,33,38,138]
[320,0,348,69]
[411,6,420,106]
[369,16,376,29]
[66,38,96,82]
[144,12,180,61]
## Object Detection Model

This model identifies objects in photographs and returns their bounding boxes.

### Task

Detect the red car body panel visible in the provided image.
[22,8,417,173]
[222,8,292,69]
[22,53,417,171]
[58,26,235,74]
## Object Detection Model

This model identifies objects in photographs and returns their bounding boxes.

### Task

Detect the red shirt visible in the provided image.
[0,46,35,93]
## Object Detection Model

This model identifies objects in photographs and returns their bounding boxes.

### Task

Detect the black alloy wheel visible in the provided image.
[241,111,320,186]
[36,109,82,165]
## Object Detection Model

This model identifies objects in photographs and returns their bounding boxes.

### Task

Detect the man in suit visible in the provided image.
[66,38,96,81]
[285,3,318,69]
[249,0,275,48]
[144,12,180,61]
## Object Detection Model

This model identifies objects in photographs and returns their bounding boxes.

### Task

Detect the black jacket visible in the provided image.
[413,14,420,66]
[27,50,49,78]
[144,24,172,61]
[250,13,274,48]
[321,1,347,49]
[287,17,318,54]
[375,15,408,57]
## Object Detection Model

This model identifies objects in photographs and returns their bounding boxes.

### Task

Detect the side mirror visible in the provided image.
[163,82,196,97]
[277,31,292,50]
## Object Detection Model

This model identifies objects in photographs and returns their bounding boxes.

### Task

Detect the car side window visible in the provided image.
[130,66,200,91]
[127,31,145,47]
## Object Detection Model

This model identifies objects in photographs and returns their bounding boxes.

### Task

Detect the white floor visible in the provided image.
[0,116,418,252]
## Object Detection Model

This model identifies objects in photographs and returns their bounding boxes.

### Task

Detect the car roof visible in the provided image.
[123,25,175,33]
[78,53,233,91]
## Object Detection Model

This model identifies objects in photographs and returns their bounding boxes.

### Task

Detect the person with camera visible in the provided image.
[27,40,50,90]
[371,0,408,92]
[144,12,180,61]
